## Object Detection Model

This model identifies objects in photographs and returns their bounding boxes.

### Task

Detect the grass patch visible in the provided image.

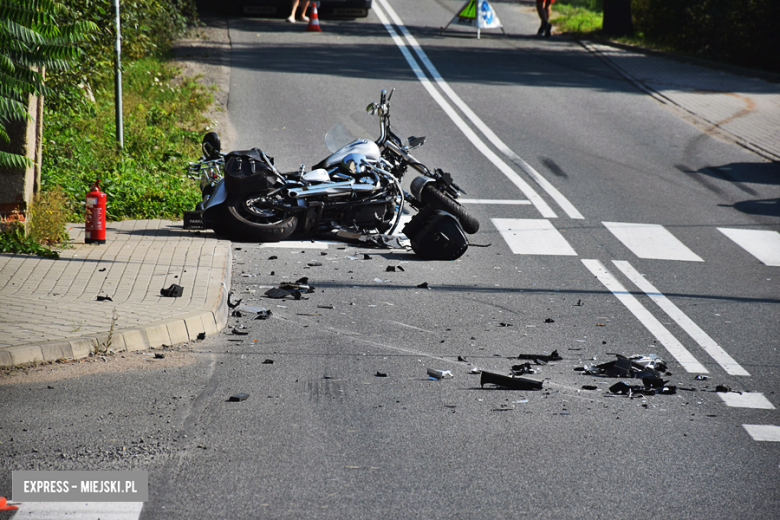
[0,222,60,259]
[41,57,213,222]
[553,0,604,35]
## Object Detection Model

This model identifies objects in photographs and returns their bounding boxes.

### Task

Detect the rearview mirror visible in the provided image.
[408,136,426,149]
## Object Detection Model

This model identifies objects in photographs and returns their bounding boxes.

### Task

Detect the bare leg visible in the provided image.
[300,1,311,21]
[288,0,300,22]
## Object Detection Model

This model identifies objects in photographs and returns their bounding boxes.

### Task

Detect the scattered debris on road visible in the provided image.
[480,371,543,390]
[160,284,184,297]
[229,393,249,402]
[427,368,453,379]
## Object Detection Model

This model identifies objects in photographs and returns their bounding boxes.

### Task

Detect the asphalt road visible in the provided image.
[2,1,779,518]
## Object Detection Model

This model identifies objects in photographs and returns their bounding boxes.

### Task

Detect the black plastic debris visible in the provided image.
[375,372,388,377]
[232,327,249,335]
[480,371,543,390]
[516,350,562,364]
[510,363,536,375]
[232,310,242,318]
[262,359,274,364]
[499,322,512,327]
[265,283,315,300]
[609,380,676,396]
[229,393,249,402]
[296,277,309,284]
[268,256,277,260]
[197,332,206,340]
[96,295,113,302]
[227,293,241,309]
[581,354,666,378]
[581,385,598,391]
[254,309,272,320]
[154,353,165,359]
[545,318,555,323]
[363,254,372,260]
[99,268,106,272]
[417,282,430,289]
[308,261,322,267]
[716,385,731,393]
[457,356,468,362]
[160,284,184,298]
[695,375,709,380]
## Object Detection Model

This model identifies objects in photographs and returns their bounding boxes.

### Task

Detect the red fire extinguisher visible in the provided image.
[85,179,106,244]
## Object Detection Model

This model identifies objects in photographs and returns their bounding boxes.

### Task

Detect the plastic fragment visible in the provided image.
[716,385,731,393]
[229,393,249,402]
[262,359,274,364]
[96,295,113,302]
[417,282,430,289]
[427,368,453,379]
[480,371,543,390]
[375,372,388,377]
[160,284,184,297]
[516,350,562,363]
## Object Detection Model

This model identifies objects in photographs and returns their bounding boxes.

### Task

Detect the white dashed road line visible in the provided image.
[717,228,780,266]
[603,222,703,262]
[719,392,775,409]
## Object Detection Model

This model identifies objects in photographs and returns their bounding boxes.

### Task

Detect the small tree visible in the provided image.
[0,0,97,169]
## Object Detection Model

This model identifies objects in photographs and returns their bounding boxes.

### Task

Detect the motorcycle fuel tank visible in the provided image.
[321,140,380,169]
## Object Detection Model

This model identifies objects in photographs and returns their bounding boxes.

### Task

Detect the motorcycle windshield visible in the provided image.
[324,111,380,153]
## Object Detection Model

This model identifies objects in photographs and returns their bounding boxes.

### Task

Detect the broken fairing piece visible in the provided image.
[359,234,407,249]
[480,371,543,390]
[582,354,666,379]
[229,393,249,402]
[160,284,184,297]
[470,367,482,374]
[96,295,113,302]
[516,350,562,364]
[254,309,272,320]
[265,283,315,299]
[510,363,537,375]
[427,368,453,379]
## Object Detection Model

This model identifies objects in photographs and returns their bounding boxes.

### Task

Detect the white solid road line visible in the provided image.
[603,222,704,262]
[372,0,559,220]
[742,424,780,442]
[581,259,709,373]
[613,260,750,376]
[459,199,532,205]
[12,502,144,519]
[719,392,775,409]
[492,218,577,256]
[717,228,780,266]
[377,0,585,220]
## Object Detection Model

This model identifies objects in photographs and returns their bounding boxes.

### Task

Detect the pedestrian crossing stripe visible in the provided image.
[742,424,780,442]
[457,0,477,19]
[719,392,775,409]
[491,218,577,256]
[603,222,703,262]
[717,228,780,266]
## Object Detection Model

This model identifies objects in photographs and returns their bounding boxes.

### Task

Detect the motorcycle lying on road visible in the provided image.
[186,89,479,260]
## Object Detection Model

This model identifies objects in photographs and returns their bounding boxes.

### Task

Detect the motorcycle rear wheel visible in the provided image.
[217,194,298,242]
[420,184,480,234]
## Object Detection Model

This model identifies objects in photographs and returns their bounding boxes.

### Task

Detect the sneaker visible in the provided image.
[544,22,552,38]
[301,15,309,22]
[286,16,295,23]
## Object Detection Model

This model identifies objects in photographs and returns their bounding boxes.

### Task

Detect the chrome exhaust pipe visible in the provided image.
[286,180,355,199]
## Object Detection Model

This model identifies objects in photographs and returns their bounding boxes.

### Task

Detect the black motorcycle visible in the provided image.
[187,89,479,259]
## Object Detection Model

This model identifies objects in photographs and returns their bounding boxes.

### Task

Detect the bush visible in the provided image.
[632,0,780,71]
[29,188,71,246]
[41,58,211,221]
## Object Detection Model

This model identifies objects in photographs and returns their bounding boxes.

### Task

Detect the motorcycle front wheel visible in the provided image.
[216,194,298,242]
[420,184,480,234]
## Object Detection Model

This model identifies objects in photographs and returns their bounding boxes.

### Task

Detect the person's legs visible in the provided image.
[535,0,548,34]
[300,1,310,22]
[287,0,300,22]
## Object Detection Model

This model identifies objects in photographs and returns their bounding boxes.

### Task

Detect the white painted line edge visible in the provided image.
[718,228,780,266]
[719,392,775,409]
[581,259,708,373]
[743,424,780,442]
[613,260,749,376]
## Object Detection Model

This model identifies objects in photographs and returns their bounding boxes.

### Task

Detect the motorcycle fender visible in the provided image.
[410,175,434,201]
[202,179,228,224]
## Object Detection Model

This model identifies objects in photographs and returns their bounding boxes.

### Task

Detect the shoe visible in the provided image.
[301,15,309,22]
[537,22,546,36]
[544,22,552,38]
[286,16,295,23]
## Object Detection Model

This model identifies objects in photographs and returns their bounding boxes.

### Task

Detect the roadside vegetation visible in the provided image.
[1,0,209,257]
[553,0,779,73]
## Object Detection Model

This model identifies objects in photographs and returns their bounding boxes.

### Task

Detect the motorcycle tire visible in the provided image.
[218,193,298,242]
[420,184,480,234]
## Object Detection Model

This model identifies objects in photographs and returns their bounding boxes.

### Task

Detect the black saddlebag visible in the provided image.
[404,207,468,261]
[224,148,278,195]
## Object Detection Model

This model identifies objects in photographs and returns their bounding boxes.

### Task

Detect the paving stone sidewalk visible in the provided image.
[0,221,231,367]
[582,41,780,162]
